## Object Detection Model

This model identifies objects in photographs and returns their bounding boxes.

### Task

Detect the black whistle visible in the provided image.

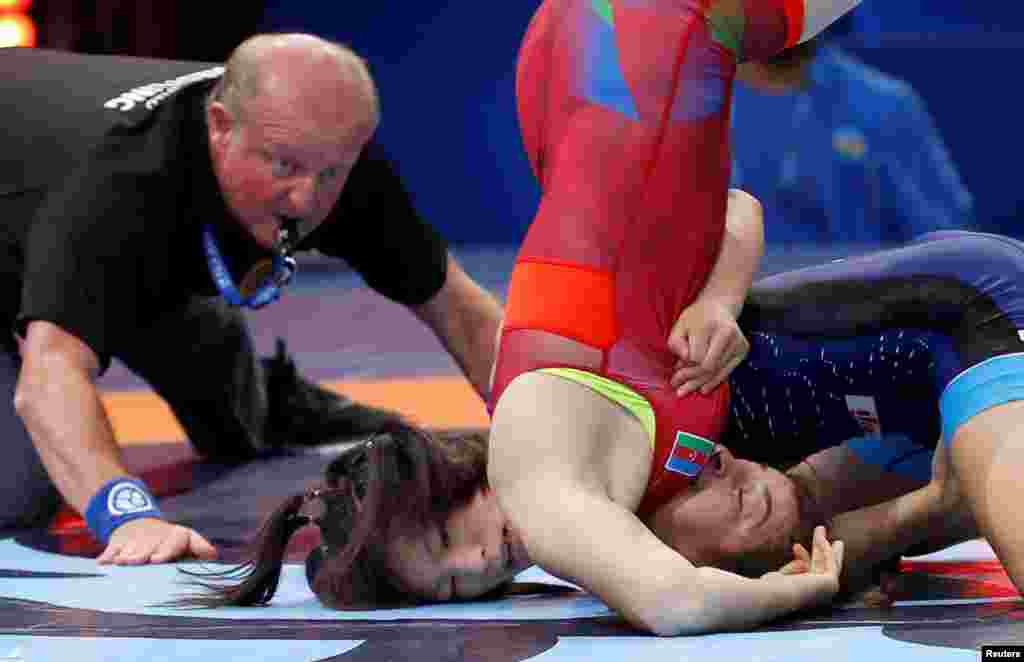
[275,217,300,257]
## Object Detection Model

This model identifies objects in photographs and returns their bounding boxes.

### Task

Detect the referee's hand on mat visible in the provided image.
[96,518,218,565]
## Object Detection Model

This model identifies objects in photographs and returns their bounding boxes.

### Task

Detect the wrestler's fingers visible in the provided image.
[670,360,701,385]
[810,526,832,574]
[832,540,845,575]
[667,333,690,365]
[687,330,711,368]
[700,331,731,370]
[697,355,742,395]
[672,363,708,395]
[674,345,745,395]
[775,558,809,575]
[677,375,717,396]
[733,333,750,363]
[189,531,219,561]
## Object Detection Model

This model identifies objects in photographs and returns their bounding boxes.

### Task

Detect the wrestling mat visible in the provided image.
[1,247,1019,661]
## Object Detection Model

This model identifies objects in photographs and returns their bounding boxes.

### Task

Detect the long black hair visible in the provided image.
[175,419,490,609]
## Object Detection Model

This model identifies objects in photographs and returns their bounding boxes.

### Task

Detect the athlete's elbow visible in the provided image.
[13,354,85,425]
[13,369,50,426]
[635,612,695,637]
[13,387,54,442]
[621,593,716,637]
[631,575,768,636]
[621,606,679,637]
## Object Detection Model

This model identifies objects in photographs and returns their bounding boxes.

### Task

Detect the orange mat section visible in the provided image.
[101,377,490,446]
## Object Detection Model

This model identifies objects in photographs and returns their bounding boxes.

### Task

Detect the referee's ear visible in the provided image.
[206,100,235,153]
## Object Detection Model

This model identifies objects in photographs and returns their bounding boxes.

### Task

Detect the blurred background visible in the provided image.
[3,1,1021,247]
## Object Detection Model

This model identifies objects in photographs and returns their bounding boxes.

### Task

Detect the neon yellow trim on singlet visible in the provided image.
[539,368,656,450]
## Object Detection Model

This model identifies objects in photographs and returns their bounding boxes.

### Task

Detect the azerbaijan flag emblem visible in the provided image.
[665,431,715,477]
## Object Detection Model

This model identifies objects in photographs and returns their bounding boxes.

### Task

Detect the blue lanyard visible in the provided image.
[202,225,296,309]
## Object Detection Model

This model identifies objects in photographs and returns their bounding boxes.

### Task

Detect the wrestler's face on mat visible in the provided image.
[207,57,377,249]
[385,486,532,603]
[649,446,805,576]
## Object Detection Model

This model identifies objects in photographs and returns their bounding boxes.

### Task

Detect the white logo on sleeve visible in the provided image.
[107,482,156,516]
[845,395,882,437]
[103,66,224,112]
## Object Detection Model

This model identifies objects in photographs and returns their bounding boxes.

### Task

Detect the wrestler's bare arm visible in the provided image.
[668,190,764,394]
[701,189,765,317]
[793,445,928,519]
[809,443,977,591]
[489,372,842,635]
[827,482,974,592]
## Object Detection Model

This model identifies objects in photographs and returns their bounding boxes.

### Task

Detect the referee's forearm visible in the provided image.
[15,361,130,515]
[412,254,503,402]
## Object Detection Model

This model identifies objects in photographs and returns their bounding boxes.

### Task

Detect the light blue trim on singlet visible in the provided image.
[581,1,641,120]
[844,434,932,482]
[940,352,1024,447]
[580,0,727,121]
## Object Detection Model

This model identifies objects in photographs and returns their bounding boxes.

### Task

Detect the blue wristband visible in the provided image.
[84,478,163,544]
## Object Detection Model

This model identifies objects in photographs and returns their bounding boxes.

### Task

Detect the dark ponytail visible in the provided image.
[177,420,490,609]
[173,489,322,608]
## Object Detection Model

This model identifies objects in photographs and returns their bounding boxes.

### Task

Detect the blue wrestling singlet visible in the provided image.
[724,231,1024,474]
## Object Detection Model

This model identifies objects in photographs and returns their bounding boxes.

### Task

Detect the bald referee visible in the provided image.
[0,34,502,565]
